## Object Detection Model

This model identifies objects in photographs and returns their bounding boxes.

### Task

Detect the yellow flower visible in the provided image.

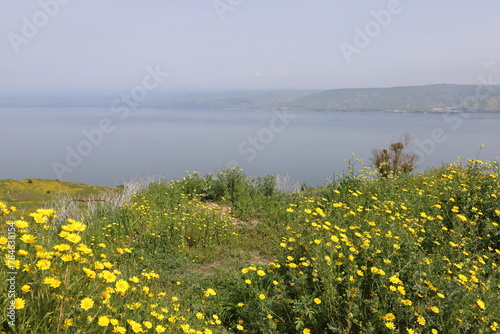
[53,244,71,251]
[30,212,48,223]
[389,275,402,285]
[476,299,486,310]
[385,322,396,330]
[115,279,130,293]
[431,329,438,334]
[143,321,152,329]
[245,279,252,284]
[257,270,266,276]
[80,297,94,310]
[43,277,62,288]
[14,220,29,229]
[406,329,415,334]
[303,329,311,334]
[98,316,110,326]
[20,234,37,243]
[417,316,426,325]
[371,267,385,275]
[258,294,266,300]
[155,325,166,333]
[382,313,396,321]
[64,318,73,326]
[69,220,86,231]
[100,270,117,283]
[14,298,25,309]
[21,285,31,292]
[0,237,7,244]
[65,233,81,244]
[490,322,498,331]
[94,262,105,270]
[113,326,126,334]
[314,298,321,304]
[127,320,144,333]
[76,243,92,254]
[61,254,73,262]
[429,306,440,313]
[236,324,244,330]
[17,249,29,256]
[204,288,216,297]
[36,259,51,270]
[83,267,96,280]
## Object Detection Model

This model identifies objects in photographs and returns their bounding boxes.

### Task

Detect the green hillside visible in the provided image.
[287,84,500,112]
[146,90,320,109]
[1,161,499,333]
[0,178,113,213]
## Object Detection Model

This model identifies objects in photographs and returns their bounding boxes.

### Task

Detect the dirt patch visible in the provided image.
[184,251,275,278]
[203,202,259,228]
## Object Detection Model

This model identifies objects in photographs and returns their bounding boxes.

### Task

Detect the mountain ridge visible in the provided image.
[1,84,499,112]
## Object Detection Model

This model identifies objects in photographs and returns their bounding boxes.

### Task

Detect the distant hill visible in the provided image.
[145,90,320,109]
[1,84,500,112]
[286,84,500,112]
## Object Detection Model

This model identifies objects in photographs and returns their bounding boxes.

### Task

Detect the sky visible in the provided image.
[1,0,500,92]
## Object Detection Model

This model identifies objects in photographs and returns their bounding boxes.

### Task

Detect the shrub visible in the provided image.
[371,133,418,178]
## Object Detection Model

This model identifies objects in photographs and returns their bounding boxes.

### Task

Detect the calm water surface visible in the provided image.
[1,108,499,186]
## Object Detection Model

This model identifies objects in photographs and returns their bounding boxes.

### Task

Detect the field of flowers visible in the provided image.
[1,159,499,333]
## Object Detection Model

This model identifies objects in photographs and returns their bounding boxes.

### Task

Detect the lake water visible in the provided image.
[1,107,499,187]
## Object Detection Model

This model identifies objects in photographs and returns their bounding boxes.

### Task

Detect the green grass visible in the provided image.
[0,178,113,214]
[1,160,500,333]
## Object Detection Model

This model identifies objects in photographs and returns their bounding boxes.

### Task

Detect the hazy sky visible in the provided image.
[1,0,500,92]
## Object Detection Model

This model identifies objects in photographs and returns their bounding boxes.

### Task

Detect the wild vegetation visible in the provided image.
[370,134,418,178]
[0,178,113,214]
[1,157,499,333]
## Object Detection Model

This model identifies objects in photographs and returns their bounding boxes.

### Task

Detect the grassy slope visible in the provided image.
[1,162,499,333]
[0,178,113,213]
